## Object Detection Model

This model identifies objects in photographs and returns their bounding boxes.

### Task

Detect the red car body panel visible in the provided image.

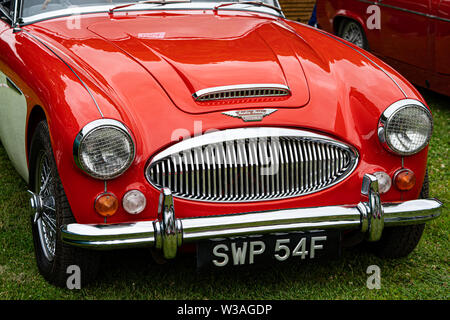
[317,0,450,96]
[0,9,428,226]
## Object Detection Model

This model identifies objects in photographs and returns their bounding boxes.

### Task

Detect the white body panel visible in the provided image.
[0,70,29,182]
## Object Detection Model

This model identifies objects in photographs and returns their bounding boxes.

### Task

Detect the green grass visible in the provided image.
[0,89,448,300]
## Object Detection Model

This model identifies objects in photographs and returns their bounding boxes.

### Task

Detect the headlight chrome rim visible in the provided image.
[378,99,433,156]
[73,119,135,180]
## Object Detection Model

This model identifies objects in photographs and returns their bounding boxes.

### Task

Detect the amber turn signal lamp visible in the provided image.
[394,169,416,191]
[95,193,119,217]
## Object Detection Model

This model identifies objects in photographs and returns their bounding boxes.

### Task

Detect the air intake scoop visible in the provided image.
[193,84,291,102]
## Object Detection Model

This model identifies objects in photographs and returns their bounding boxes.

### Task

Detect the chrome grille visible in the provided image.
[146,128,358,202]
[193,84,291,102]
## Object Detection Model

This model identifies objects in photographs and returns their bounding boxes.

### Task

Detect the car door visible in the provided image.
[378,0,432,72]
[0,0,29,180]
[433,0,450,75]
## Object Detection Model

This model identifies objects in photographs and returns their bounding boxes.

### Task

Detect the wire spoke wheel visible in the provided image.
[29,121,100,287]
[35,150,57,262]
[341,21,365,48]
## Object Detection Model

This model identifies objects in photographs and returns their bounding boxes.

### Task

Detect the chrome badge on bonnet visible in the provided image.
[222,109,277,122]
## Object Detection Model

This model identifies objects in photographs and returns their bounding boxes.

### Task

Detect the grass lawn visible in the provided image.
[0,89,448,300]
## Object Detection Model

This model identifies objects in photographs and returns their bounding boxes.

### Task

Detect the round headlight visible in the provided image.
[378,99,433,156]
[74,119,135,180]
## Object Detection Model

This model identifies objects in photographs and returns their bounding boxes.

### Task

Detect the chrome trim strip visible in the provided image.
[357,0,450,23]
[22,30,104,118]
[61,177,443,252]
[5,77,23,95]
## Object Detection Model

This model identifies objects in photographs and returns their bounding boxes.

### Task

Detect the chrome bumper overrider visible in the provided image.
[61,174,442,259]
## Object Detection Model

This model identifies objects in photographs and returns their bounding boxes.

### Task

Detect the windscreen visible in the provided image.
[22,0,280,19]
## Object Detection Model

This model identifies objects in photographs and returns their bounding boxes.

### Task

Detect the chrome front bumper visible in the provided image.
[61,174,442,259]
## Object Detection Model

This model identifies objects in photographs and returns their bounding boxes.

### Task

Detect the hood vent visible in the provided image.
[193,84,291,102]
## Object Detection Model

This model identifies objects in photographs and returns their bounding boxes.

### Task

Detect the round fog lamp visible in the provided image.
[373,171,392,194]
[123,190,146,214]
[394,169,416,191]
[95,193,119,217]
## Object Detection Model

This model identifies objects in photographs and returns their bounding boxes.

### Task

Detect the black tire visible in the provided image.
[29,121,99,287]
[370,170,429,259]
[338,19,369,50]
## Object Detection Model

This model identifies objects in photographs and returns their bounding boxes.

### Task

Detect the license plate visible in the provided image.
[197,230,341,269]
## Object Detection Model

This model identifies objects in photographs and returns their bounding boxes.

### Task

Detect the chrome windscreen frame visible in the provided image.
[377,99,433,156]
[9,0,21,28]
[145,127,360,203]
[18,1,285,26]
[13,0,19,23]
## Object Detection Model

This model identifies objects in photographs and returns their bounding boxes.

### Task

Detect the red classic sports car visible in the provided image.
[316,0,450,96]
[0,0,443,287]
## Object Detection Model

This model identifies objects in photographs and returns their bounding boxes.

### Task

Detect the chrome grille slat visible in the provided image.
[161,161,166,188]
[320,143,326,187]
[188,151,194,197]
[178,155,182,194]
[278,140,285,196]
[316,142,322,188]
[287,140,295,194]
[173,155,179,192]
[269,139,276,197]
[204,147,211,198]
[306,142,313,191]
[215,146,221,198]
[229,141,238,200]
[147,129,358,202]
[183,152,189,196]
[248,140,256,198]
[251,139,260,197]
[259,140,268,198]
[222,144,228,200]
[282,140,289,195]
[271,139,279,196]
[291,140,299,192]
[237,141,249,199]
[198,148,205,197]
[166,159,171,190]
[330,146,336,184]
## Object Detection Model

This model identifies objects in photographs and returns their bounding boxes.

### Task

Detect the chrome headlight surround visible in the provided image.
[73,119,135,180]
[378,99,433,156]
